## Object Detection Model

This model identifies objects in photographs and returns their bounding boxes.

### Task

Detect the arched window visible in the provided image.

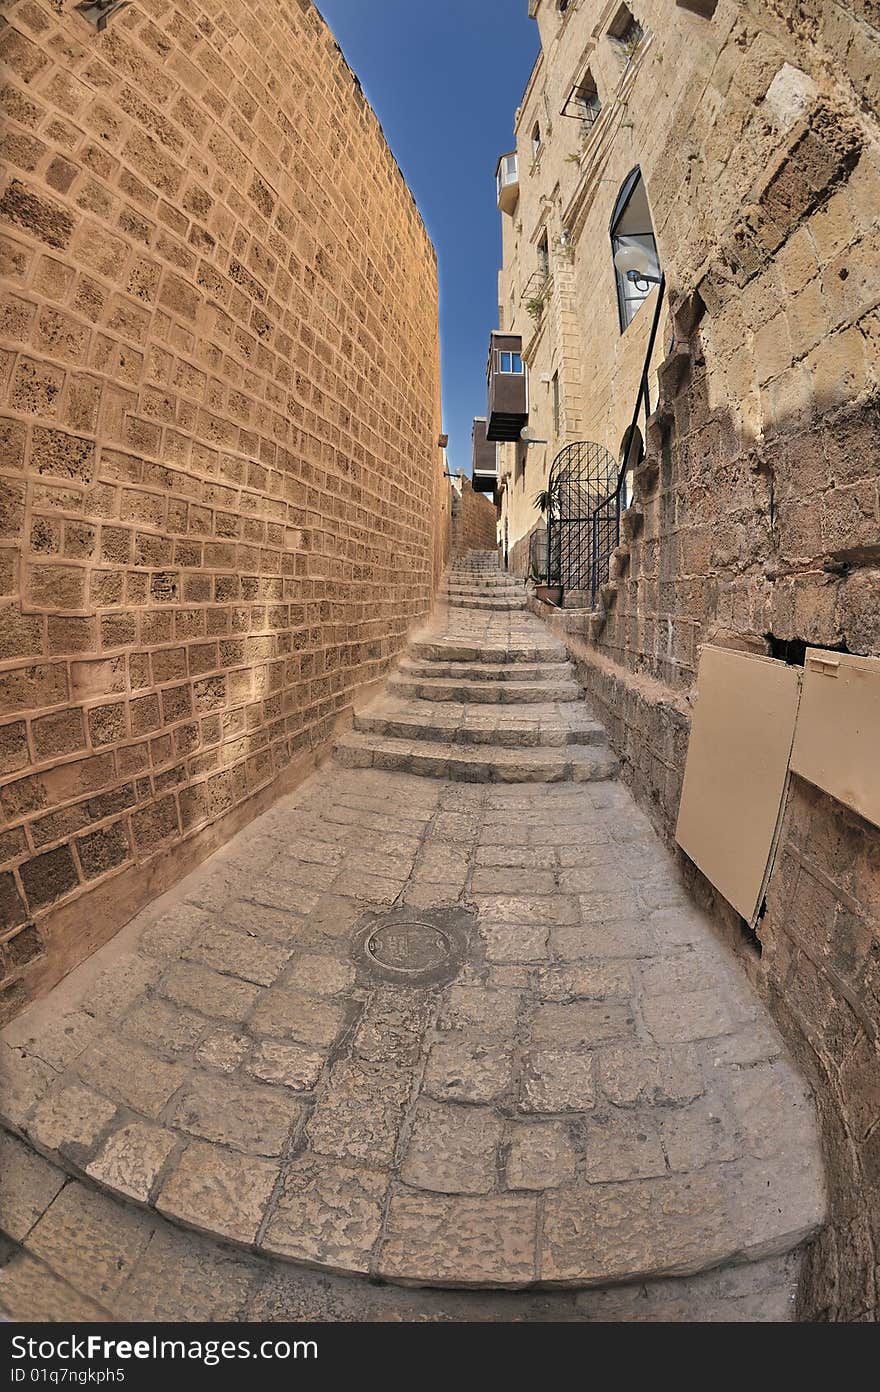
[609,166,660,331]
[532,122,542,158]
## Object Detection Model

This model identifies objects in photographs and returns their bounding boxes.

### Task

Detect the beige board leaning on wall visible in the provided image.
[791,650,880,833]
[676,645,802,925]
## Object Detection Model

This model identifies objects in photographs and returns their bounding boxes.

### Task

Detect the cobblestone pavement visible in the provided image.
[0,567,826,1316]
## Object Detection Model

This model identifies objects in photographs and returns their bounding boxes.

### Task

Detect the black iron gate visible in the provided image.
[545,441,619,602]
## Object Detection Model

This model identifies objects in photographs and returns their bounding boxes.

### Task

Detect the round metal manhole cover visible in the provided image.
[365,921,452,975]
[351,907,473,987]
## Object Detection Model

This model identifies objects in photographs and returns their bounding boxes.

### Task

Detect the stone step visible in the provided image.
[409,639,570,664]
[335,730,619,782]
[444,596,528,611]
[0,1140,809,1319]
[399,657,575,683]
[388,672,582,704]
[353,700,606,747]
[440,587,525,599]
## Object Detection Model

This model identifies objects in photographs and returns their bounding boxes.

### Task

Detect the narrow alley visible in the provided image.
[0,557,824,1319]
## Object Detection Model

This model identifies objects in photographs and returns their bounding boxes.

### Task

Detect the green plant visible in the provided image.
[533,485,560,518]
[526,285,550,322]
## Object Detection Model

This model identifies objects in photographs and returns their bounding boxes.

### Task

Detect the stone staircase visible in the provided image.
[335,552,619,782]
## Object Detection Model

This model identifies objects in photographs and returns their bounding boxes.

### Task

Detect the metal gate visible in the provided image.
[546,442,619,601]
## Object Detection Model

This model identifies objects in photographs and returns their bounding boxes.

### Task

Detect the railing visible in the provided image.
[588,271,667,606]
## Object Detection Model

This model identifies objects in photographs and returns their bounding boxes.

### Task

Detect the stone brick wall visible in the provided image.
[0,0,445,1017]
[515,0,879,1321]
[450,477,498,556]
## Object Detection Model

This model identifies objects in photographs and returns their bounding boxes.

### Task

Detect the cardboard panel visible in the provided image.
[676,646,801,923]
[791,649,880,830]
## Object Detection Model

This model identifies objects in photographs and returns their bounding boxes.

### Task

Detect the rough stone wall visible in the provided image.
[518,0,879,1321]
[0,0,445,1017]
[451,477,498,556]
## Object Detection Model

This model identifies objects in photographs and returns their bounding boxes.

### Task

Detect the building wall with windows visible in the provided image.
[496,0,880,1321]
[0,0,446,1017]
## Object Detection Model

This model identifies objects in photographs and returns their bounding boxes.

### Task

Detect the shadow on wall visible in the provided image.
[565,317,880,1321]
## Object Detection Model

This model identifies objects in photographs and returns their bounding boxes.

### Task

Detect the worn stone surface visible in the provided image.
[0,598,825,1298]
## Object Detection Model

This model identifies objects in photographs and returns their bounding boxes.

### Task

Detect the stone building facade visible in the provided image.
[0,0,447,1018]
[493,0,880,1321]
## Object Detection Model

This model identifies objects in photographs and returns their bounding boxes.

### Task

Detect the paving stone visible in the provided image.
[26,1183,154,1304]
[0,1131,65,1241]
[520,1050,596,1113]
[0,1043,57,1129]
[725,1058,819,1158]
[476,894,579,925]
[283,952,356,997]
[378,1192,538,1286]
[537,962,632,1001]
[140,905,211,958]
[262,1154,388,1273]
[220,900,306,944]
[656,1098,742,1172]
[530,1000,636,1048]
[156,1141,278,1246]
[581,1109,668,1182]
[86,1122,177,1202]
[298,894,362,946]
[640,950,717,996]
[598,1043,705,1106]
[116,1224,262,1321]
[246,1041,327,1091]
[350,989,430,1065]
[423,1034,513,1104]
[159,961,262,1023]
[14,1010,99,1072]
[440,983,521,1033]
[541,1172,732,1284]
[552,918,655,959]
[307,1059,411,1167]
[124,994,213,1057]
[86,954,160,1021]
[641,988,753,1043]
[0,1250,110,1322]
[186,924,290,986]
[26,1084,117,1157]
[505,1121,578,1190]
[481,920,550,963]
[249,986,348,1046]
[171,1074,305,1156]
[195,1029,251,1072]
[75,1037,185,1119]
[401,1100,503,1194]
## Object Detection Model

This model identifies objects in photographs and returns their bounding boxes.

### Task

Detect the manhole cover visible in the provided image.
[351,906,473,987]
[366,921,452,974]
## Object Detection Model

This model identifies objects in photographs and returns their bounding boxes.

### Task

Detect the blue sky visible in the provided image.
[316,0,539,475]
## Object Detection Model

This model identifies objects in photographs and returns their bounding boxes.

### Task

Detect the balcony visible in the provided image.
[486,332,528,443]
[471,417,499,494]
[495,151,519,214]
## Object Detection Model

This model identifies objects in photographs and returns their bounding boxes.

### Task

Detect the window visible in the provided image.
[552,372,561,435]
[558,0,571,12]
[499,351,524,374]
[610,166,660,331]
[608,4,644,52]
[576,75,601,126]
[537,233,550,279]
[531,122,542,158]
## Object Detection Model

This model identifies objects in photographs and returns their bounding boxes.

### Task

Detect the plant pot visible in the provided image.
[535,584,563,606]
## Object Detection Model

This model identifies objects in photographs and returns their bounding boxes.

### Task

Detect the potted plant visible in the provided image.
[531,489,563,606]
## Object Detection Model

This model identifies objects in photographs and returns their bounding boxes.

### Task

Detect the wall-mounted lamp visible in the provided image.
[520,427,548,445]
[614,241,662,292]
